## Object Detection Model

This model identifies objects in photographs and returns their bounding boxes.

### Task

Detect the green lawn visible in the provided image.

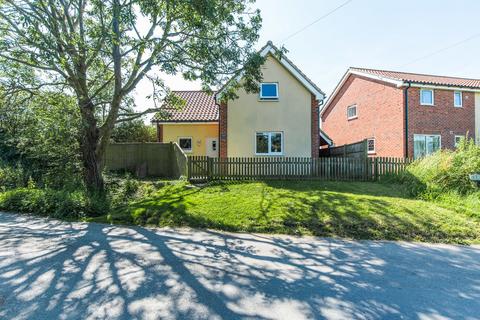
[98,180,480,244]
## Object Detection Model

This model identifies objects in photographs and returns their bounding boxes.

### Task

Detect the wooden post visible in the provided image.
[374,157,379,181]
[207,156,213,181]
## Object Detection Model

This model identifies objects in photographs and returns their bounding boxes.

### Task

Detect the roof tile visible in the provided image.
[151,91,218,123]
[351,67,480,89]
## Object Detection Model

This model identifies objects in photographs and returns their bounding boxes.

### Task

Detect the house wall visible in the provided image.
[321,74,405,157]
[226,55,312,157]
[476,93,480,145]
[406,87,476,157]
[161,123,218,156]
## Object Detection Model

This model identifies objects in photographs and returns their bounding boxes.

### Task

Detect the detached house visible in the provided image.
[321,68,480,158]
[152,41,330,158]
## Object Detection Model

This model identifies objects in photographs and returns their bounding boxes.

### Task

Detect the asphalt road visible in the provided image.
[1,212,479,320]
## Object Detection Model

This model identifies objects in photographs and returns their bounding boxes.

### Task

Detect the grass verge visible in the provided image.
[94,180,480,244]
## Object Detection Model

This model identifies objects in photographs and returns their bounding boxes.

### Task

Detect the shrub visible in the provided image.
[0,164,27,189]
[400,138,480,198]
[0,188,87,218]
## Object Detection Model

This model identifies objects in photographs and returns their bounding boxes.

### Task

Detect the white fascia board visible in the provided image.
[320,69,404,116]
[154,121,218,125]
[408,83,480,92]
[216,44,325,102]
[319,131,333,146]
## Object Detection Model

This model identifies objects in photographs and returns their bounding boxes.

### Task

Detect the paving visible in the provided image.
[1,212,479,320]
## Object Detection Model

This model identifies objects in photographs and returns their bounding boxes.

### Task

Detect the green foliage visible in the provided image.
[400,139,480,197]
[0,92,82,189]
[111,120,157,143]
[0,188,86,219]
[0,164,26,190]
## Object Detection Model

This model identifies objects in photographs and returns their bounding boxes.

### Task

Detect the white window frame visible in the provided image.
[255,131,284,156]
[413,134,442,159]
[420,89,434,106]
[259,82,279,100]
[178,136,193,153]
[347,104,357,120]
[454,91,463,107]
[454,135,464,148]
[367,138,376,154]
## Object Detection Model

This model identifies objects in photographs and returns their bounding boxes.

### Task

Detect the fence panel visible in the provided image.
[188,156,411,182]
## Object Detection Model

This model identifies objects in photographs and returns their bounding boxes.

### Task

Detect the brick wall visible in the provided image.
[321,74,405,157]
[311,94,320,158]
[219,101,228,158]
[407,87,476,158]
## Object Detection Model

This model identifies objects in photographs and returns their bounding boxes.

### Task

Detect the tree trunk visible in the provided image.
[79,98,104,195]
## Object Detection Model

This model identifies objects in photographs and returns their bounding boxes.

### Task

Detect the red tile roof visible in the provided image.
[351,67,480,89]
[151,91,218,123]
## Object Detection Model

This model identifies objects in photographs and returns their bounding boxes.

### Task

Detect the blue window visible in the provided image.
[260,83,279,100]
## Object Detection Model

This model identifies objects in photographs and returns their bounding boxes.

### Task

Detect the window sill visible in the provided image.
[368,151,376,155]
[347,116,358,121]
[255,153,284,156]
[454,106,463,108]
[421,104,435,106]
[259,99,279,102]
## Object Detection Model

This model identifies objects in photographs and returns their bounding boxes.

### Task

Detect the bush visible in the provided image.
[0,188,87,219]
[0,164,27,190]
[400,138,480,198]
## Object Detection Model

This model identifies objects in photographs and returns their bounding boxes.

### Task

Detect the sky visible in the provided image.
[134,0,480,114]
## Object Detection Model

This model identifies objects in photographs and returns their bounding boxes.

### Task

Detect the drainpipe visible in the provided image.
[403,82,411,158]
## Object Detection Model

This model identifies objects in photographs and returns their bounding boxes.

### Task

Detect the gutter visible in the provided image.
[404,82,411,157]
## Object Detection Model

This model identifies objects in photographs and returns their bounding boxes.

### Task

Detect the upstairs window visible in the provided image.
[347,104,357,120]
[259,83,279,100]
[454,91,462,107]
[420,89,434,106]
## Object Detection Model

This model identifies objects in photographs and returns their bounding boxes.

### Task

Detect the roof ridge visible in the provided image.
[350,67,480,81]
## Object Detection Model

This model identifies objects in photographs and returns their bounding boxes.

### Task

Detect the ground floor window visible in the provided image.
[367,138,375,154]
[414,134,441,159]
[256,132,283,155]
[454,135,464,148]
[178,137,192,152]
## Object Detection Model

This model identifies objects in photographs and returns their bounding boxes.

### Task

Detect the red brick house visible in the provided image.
[321,68,480,158]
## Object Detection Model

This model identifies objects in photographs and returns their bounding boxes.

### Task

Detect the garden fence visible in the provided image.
[188,156,412,182]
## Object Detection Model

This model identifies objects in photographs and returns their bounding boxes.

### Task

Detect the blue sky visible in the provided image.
[135,0,480,109]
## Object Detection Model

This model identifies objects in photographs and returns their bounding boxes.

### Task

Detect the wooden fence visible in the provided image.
[105,142,187,178]
[188,156,412,182]
[319,139,367,158]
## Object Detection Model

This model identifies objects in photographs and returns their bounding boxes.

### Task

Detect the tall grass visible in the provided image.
[400,138,480,199]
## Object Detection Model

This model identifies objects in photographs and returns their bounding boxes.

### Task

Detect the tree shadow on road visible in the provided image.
[0,212,479,319]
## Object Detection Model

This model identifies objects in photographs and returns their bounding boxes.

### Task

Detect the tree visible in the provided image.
[111,120,156,143]
[0,0,263,194]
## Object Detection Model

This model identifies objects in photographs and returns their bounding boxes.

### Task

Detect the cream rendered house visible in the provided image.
[152,41,331,157]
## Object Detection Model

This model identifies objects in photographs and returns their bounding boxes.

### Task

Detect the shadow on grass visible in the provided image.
[106,180,480,244]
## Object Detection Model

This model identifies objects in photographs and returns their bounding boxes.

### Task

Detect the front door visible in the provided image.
[206,138,219,157]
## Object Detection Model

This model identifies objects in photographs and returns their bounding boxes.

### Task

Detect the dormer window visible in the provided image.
[259,83,279,100]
